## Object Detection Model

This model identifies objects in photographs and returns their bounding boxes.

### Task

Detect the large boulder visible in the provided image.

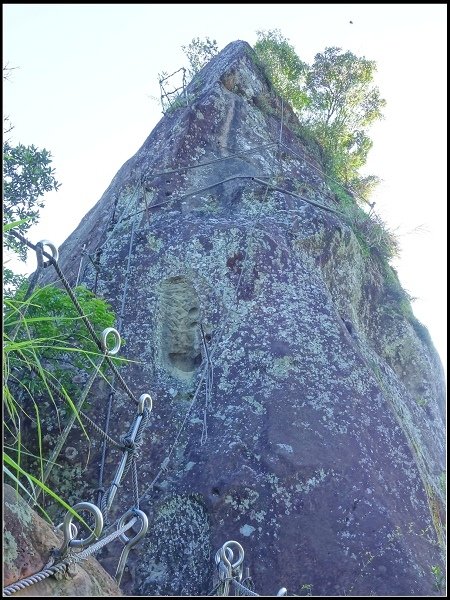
[3,484,122,596]
[33,41,445,596]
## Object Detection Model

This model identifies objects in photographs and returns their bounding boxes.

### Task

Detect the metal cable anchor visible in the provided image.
[100,327,121,355]
[59,502,104,556]
[115,509,148,586]
[137,393,152,415]
[55,521,78,539]
[36,240,58,268]
[215,540,244,596]
[106,394,153,512]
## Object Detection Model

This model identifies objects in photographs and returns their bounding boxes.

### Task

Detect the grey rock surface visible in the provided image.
[36,41,445,596]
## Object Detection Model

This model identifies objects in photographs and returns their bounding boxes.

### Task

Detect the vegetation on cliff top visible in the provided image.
[180,31,386,206]
[177,32,398,269]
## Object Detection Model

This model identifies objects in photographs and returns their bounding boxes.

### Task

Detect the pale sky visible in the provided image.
[3,4,447,370]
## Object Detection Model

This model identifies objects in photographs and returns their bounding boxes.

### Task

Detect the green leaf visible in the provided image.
[3,217,31,231]
[3,465,53,523]
[3,453,91,530]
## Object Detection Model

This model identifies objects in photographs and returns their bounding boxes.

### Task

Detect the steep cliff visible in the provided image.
[34,41,445,596]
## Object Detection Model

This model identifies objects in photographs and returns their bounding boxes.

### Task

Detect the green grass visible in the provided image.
[3,281,118,524]
[431,565,445,593]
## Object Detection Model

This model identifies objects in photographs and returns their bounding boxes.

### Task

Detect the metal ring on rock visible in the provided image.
[61,502,103,552]
[36,240,58,267]
[100,327,121,355]
[118,509,148,546]
[215,545,234,566]
[55,521,78,539]
[138,393,153,415]
[219,540,244,571]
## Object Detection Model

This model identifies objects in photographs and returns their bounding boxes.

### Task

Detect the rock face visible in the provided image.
[3,484,122,596]
[36,41,445,596]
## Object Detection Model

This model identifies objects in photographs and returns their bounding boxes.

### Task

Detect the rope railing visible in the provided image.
[7,230,138,406]
[2,510,140,596]
[97,197,141,510]
[4,227,154,594]
[159,67,189,113]
[4,90,381,597]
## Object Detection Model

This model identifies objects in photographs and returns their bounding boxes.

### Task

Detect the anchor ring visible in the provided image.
[61,502,103,552]
[137,393,153,415]
[100,327,121,355]
[36,240,58,268]
[118,508,148,546]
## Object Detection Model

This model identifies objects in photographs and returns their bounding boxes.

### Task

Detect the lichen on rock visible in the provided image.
[34,40,446,596]
[3,484,122,597]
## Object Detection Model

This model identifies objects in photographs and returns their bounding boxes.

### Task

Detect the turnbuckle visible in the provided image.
[106,394,153,512]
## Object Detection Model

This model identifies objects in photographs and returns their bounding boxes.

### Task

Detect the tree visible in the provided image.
[3,141,61,262]
[2,64,117,518]
[306,47,384,130]
[304,47,386,189]
[254,29,309,113]
[3,62,61,279]
[182,36,219,78]
[252,35,386,199]
[3,63,18,137]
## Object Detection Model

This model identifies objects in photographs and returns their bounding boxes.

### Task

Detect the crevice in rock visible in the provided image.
[158,276,202,378]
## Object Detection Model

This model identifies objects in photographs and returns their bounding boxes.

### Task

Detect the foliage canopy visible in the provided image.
[3,141,61,261]
[253,30,386,198]
[254,29,309,113]
[182,36,219,78]
[305,46,386,189]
